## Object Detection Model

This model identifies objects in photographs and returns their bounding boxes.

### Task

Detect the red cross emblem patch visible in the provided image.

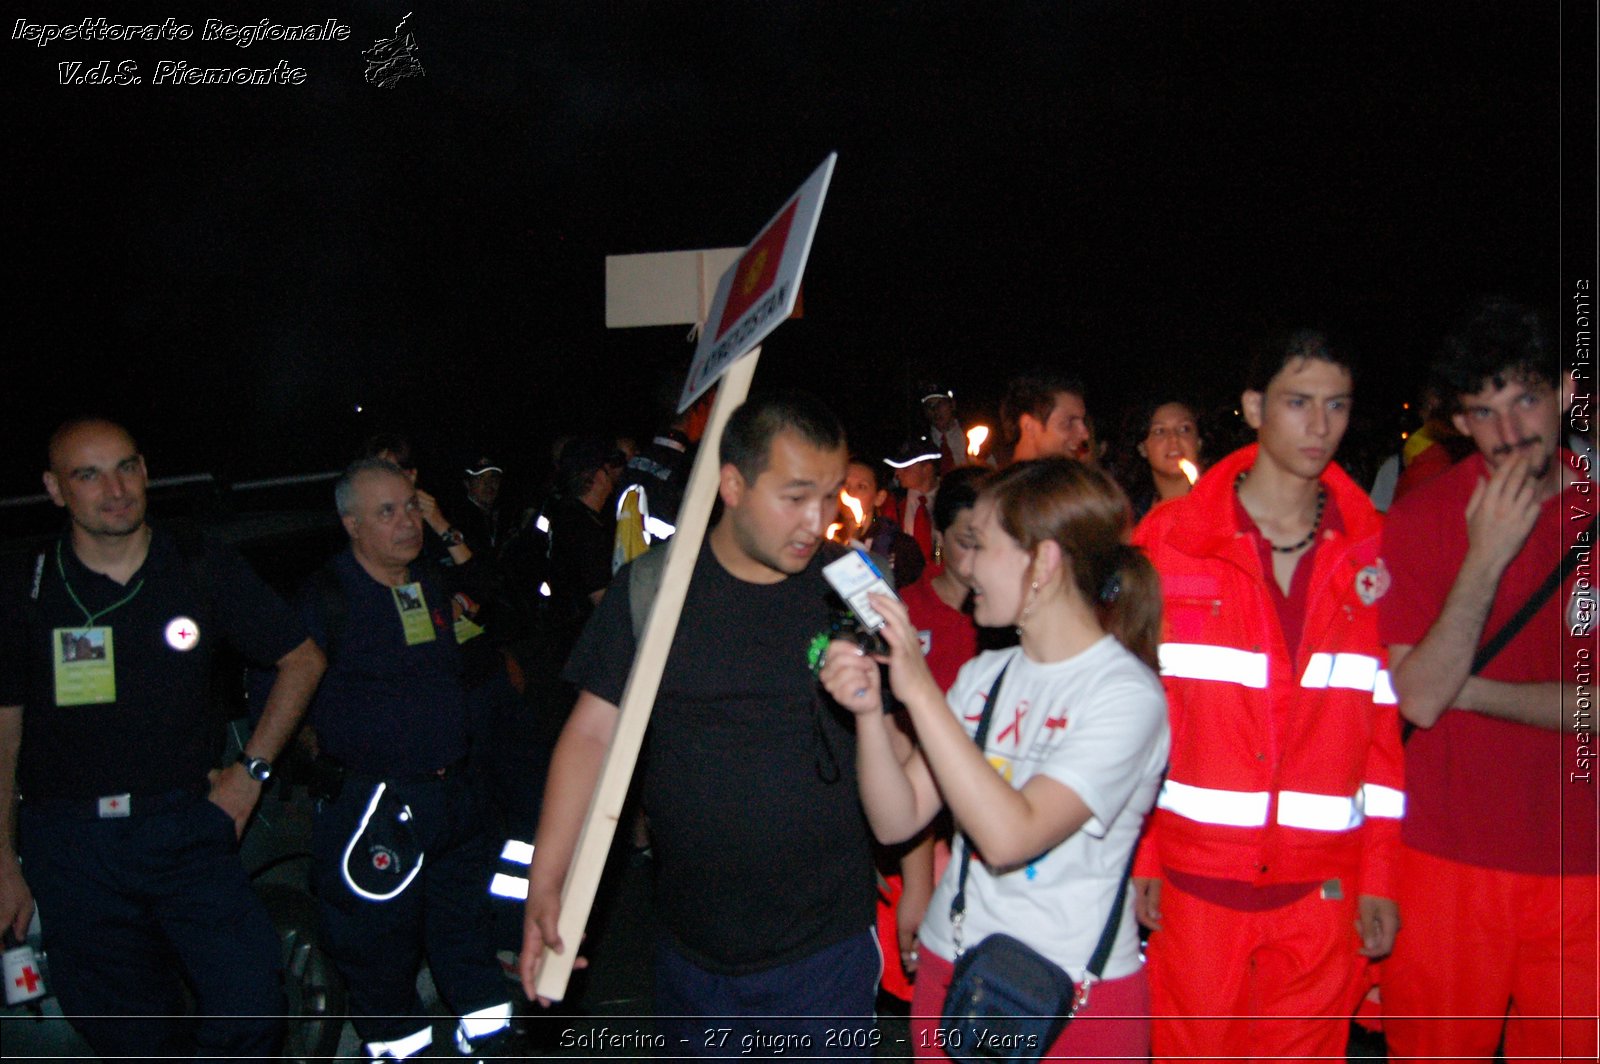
[1355,560,1390,607]
[371,846,398,873]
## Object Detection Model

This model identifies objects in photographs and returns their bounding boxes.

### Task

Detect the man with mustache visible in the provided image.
[304,458,517,1060]
[1380,298,1596,1061]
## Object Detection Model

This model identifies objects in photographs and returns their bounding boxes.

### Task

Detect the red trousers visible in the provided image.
[1148,880,1367,1062]
[1383,845,1598,1063]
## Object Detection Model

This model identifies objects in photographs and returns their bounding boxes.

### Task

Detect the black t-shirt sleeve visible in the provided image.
[560,563,637,705]
[209,542,310,666]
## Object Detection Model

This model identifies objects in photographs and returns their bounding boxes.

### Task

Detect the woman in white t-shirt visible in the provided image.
[820,458,1170,1061]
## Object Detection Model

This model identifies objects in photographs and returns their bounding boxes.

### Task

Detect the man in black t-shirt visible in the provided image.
[519,394,879,1055]
[0,418,326,1063]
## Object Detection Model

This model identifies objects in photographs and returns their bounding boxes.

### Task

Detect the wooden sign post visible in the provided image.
[536,154,836,1001]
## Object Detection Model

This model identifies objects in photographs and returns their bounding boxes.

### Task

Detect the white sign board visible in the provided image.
[677,152,836,412]
[604,247,744,328]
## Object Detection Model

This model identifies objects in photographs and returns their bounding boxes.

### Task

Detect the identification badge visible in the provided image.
[52,627,116,705]
[1320,877,1344,901]
[393,583,436,645]
[452,591,484,644]
[453,616,485,644]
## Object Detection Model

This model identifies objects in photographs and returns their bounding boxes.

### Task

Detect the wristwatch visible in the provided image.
[439,526,465,548]
[237,752,274,783]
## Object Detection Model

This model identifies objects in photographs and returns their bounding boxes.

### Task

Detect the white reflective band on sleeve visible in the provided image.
[1360,784,1406,819]
[499,839,534,865]
[489,872,529,900]
[1299,652,1381,692]
[1277,790,1363,832]
[365,1025,434,1060]
[535,514,550,534]
[644,515,677,540]
[1158,644,1269,688]
[1157,779,1270,826]
[1372,670,1397,705]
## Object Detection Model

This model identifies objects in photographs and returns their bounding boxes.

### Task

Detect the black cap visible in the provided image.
[884,435,943,469]
[557,436,615,480]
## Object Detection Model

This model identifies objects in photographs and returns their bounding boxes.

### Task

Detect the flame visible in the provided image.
[826,523,843,541]
[1178,459,1199,485]
[966,425,989,458]
[840,492,865,527]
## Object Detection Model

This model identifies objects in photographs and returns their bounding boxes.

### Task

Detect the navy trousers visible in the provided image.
[312,769,507,1047]
[21,789,284,1064]
[652,928,881,1061]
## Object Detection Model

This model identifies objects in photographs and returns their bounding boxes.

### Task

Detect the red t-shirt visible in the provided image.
[900,568,978,692]
[1380,450,1596,875]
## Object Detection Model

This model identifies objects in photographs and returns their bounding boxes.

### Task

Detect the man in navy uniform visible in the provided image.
[0,417,326,1062]
[305,457,516,1060]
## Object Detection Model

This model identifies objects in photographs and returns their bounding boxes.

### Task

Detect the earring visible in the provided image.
[1016,579,1040,633]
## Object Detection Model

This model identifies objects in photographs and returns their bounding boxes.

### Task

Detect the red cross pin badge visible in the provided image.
[164,616,200,651]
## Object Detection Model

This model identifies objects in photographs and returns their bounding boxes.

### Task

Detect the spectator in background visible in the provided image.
[920,385,978,472]
[884,435,942,568]
[458,456,516,557]
[842,458,925,588]
[613,388,717,569]
[999,372,1092,464]
[874,465,990,1006]
[545,436,620,657]
[1117,399,1204,523]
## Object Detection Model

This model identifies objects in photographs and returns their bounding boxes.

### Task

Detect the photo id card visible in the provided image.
[52,627,116,706]
[392,582,436,645]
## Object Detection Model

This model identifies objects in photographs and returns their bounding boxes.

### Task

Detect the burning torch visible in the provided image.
[965,425,989,460]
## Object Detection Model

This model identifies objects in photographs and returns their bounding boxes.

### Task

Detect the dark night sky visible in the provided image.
[4,1,1593,498]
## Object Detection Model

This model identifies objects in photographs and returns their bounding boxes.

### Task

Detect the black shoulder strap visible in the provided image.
[948,654,1015,922]
[947,651,1133,980]
[306,564,347,662]
[1470,511,1598,675]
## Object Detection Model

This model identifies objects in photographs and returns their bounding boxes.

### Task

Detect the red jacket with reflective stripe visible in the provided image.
[1132,445,1404,899]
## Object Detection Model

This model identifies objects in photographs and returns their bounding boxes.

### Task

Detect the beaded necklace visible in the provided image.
[1235,471,1326,554]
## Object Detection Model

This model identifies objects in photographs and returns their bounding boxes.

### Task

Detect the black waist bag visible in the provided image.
[942,932,1078,1061]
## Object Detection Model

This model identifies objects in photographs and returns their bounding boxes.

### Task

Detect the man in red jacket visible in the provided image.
[1133,330,1404,1062]
[1380,298,1595,1062]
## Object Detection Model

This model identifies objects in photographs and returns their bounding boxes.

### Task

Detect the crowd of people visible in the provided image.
[0,293,1593,1063]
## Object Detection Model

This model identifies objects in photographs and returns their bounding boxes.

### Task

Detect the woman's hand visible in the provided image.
[817,639,882,717]
[868,592,943,710]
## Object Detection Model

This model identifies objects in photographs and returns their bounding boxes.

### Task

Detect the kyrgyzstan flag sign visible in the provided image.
[715,200,798,341]
[679,153,835,413]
